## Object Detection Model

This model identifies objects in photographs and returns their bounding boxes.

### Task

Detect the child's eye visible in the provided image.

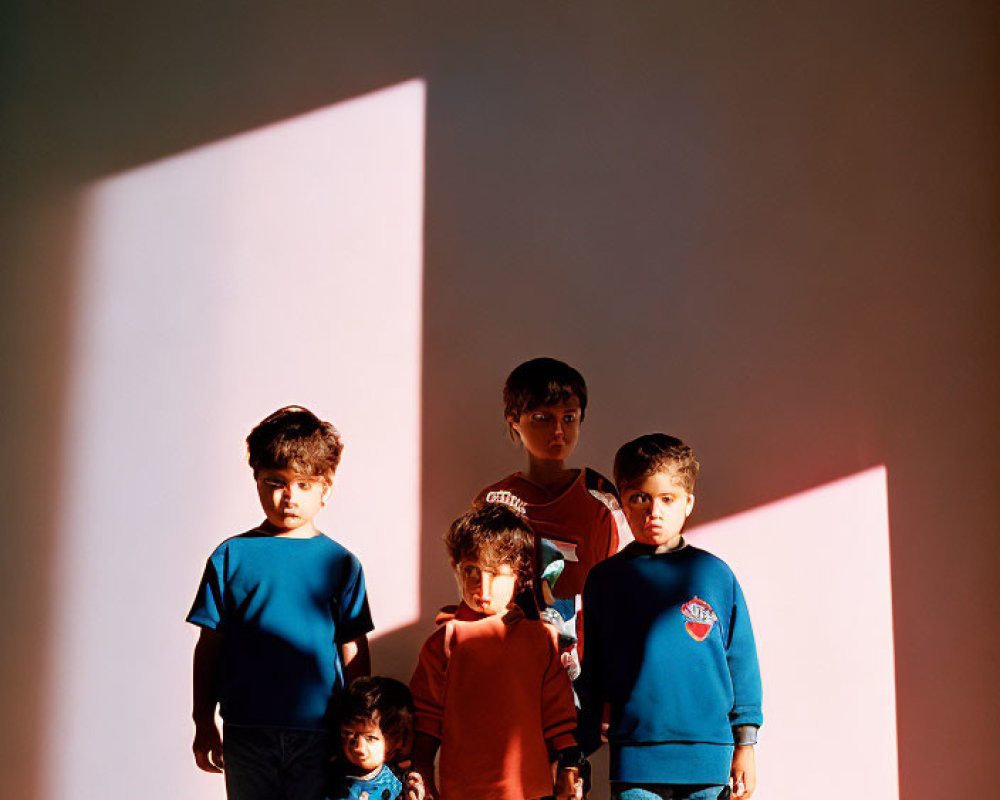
[562,414,576,424]
[365,735,380,743]
[297,481,311,490]
[531,413,550,423]
[627,493,649,505]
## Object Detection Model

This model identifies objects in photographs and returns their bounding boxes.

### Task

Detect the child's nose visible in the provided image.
[480,574,493,599]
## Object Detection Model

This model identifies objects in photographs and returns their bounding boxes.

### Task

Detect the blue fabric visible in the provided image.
[577,543,762,784]
[327,764,403,800]
[188,530,374,729]
[223,725,330,800]
[611,783,729,800]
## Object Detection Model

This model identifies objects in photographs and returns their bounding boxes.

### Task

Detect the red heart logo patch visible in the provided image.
[681,597,718,642]
[685,620,712,641]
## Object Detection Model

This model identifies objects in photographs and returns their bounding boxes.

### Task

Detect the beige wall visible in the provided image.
[3,3,998,798]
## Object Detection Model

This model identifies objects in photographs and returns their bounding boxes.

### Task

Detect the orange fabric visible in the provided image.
[410,604,577,800]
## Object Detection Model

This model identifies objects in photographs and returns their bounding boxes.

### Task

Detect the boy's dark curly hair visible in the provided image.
[246,405,343,478]
[338,676,415,760]
[444,503,535,589]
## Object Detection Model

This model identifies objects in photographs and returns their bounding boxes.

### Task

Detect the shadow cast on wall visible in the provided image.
[2,4,998,800]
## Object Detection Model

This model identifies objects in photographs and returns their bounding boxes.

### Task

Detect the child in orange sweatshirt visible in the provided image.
[409,504,583,800]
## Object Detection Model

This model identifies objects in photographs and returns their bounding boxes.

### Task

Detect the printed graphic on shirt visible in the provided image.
[542,537,579,564]
[681,597,718,642]
[588,485,633,551]
[483,490,527,515]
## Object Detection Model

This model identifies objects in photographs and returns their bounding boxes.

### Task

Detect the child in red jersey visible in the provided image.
[409,504,583,800]
[475,358,630,676]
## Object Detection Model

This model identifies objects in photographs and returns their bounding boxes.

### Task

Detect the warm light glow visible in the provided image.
[46,80,426,800]
[688,466,898,800]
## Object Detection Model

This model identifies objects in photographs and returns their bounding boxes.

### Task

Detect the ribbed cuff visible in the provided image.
[733,724,759,746]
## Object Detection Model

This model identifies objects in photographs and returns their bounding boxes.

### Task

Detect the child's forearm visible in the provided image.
[191,627,224,773]
[341,635,371,682]
[192,627,222,721]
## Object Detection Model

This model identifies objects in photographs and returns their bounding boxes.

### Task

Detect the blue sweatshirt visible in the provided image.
[576,541,762,784]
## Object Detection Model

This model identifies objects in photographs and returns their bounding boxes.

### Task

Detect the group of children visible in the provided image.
[188,358,763,800]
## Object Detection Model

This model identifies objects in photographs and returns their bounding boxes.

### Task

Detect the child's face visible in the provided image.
[509,396,582,464]
[455,557,518,616]
[340,719,386,773]
[255,468,330,535]
[620,468,695,550]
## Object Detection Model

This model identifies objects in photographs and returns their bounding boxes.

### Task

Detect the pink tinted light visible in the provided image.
[47,80,426,800]
[689,466,898,800]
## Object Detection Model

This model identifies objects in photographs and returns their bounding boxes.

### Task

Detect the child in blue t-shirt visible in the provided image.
[327,676,425,800]
[576,434,763,800]
[188,406,375,800]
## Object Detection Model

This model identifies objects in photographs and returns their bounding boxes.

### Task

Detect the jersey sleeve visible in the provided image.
[725,574,764,729]
[333,554,375,644]
[186,551,225,630]
[586,470,632,558]
[540,625,578,751]
[409,625,450,741]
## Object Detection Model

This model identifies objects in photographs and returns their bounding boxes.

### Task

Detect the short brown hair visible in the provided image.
[246,406,343,478]
[444,503,535,588]
[338,676,415,760]
[502,358,588,440]
[613,433,700,494]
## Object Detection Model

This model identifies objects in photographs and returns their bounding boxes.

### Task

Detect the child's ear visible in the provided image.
[685,493,696,517]
[321,478,333,506]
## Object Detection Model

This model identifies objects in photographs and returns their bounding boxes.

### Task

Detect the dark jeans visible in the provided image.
[611,784,730,800]
[223,725,330,800]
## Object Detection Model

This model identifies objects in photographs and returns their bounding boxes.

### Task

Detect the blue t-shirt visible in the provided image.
[187,530,374,730]
[327,764,403,800]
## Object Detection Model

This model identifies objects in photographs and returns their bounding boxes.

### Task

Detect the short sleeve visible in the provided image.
[186,553,225,630]
[333,554,374,644]
[586,470,630,558]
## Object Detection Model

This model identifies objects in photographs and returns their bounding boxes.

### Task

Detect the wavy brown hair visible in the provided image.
[613,433,700,494]
[247,405,343,478]
[444,503,535,588]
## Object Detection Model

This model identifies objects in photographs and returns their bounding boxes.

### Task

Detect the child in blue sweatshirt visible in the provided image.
[576,434,762,800]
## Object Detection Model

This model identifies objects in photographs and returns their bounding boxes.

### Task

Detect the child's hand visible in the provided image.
[404,770,427,800]
[554,766,584,800]
[192,719,224,773]
[729,745,756,798]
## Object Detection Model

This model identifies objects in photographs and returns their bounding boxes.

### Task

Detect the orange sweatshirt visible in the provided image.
[409,603,577,800]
